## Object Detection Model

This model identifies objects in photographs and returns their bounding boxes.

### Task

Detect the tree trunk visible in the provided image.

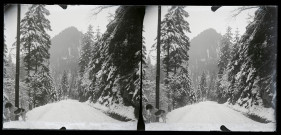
[155,6,161,122]
[15,4,21,120]
[28,39,32,110]
[166,39,170,79]
[33,53,38,108]
[172,89,175,110]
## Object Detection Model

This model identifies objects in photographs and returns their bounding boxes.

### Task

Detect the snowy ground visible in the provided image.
[3,100,136,130]
[146,101,276,131]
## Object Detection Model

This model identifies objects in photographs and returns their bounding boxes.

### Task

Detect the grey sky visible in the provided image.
[4,5,257,64]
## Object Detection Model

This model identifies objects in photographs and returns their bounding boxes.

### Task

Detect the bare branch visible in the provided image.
[231,6,259,18]
[91,5,117,17]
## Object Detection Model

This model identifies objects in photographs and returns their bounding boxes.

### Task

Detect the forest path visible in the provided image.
[26,99,119,123]
[146,101,275,131]
[3,99,136,130]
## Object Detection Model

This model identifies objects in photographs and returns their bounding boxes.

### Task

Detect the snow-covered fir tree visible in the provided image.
[79,25,95,77]
[226,28,241,104]
[79,6,145,119]
[218,26,233,77]
[5,53,15,80]
[3,27,8,78]
[195,84,202,102]
[19,4,53,109]
[224,6,277,109]
[207,71,217,101]
[216,26,233,103]
[153,6,191,79]
[60,70,69,100]
[144,55,156,81]
[150,6,194,110]
[199,71,207,101]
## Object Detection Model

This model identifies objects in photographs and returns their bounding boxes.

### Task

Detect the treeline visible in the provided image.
[77,6,145,118]
[214,6,277,109]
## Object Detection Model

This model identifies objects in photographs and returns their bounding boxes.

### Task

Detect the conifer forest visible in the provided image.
[3,5,277,131]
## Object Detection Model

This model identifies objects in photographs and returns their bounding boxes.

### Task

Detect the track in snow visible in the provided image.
[3,100,136,130]
[146,101,275,131]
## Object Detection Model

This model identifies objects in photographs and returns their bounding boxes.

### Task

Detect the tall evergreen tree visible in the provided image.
[227,28,241,104]
[199,71,207,101]
[216,26,233,103]
[19,4,53,108]
[79,25,94,77]
[207,71,217,101]
[229,7,277,108]
[84,6,145,119]
[154,6,191,79]
[151,6,193,110]
[61,70,69,99]
[218,26,232,77]
[6,53,16,79]
[4,27,8,78]
[215,7,277,110]
[195,85,202,102]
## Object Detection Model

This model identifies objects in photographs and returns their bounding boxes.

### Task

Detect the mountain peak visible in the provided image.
[50,26,83,81]
[53,26,81,38]
[194,28,220,39]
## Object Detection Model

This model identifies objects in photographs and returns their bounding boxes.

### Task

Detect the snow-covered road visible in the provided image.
[146,101,275,131]
[3,100,136,130]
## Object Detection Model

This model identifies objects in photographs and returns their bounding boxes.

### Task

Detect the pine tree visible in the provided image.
[218,26,232,77]
[169,64,194,109]
[199,71,207,101]
[153,6,191,79]
[230,7,277,108]
[207,72,217,101]
[145,55,157,81]
[216,26,233,103]
[227,28,241,104]
[215,7,277,109]
[19,4,53,108]
[19,55,27,81]
[6,53,16,80]
[83,6,145,119]
[79,25,94,77]
[4,27,8,78]
[195,85,202,102]
[150,6,193,110]
[61,70,69,100]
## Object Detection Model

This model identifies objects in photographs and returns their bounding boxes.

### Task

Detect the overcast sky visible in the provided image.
[4,5,257,64]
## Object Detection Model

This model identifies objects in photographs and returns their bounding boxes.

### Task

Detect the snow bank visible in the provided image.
[224,102,276,123]
[86,101,136,121]
[3,121,136,130]
[146,122,275,131]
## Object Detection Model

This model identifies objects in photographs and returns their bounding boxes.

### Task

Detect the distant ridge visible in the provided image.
[50,26,83,82]
[189,28,222,86]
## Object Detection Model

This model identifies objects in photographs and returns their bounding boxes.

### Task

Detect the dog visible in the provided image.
[154,109,167,123]
[145,104,167,123]
[145,104,153,123]
[5,102,26,121]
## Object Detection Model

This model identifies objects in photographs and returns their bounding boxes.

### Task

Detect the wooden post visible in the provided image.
[14,4,21,120]
[155,5,161,122]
